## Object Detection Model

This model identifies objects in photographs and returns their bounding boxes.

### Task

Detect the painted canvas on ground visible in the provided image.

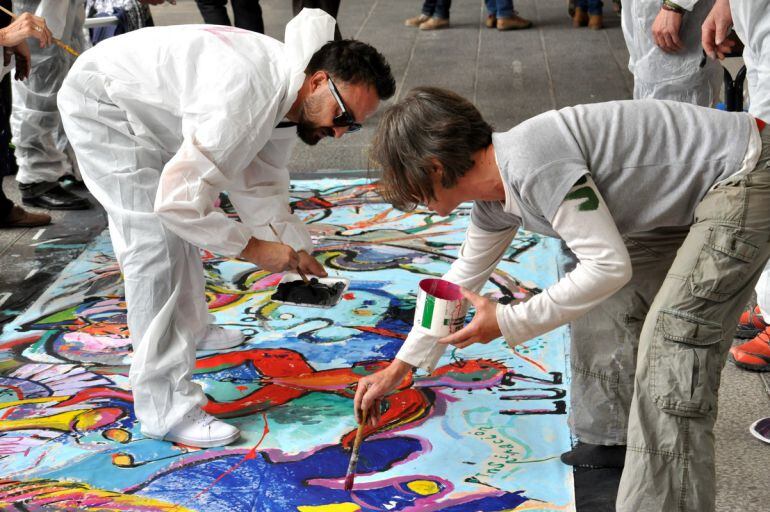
[0,179,575,511]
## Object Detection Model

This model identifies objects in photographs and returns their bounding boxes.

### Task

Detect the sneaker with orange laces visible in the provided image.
[737,305,767,339]
[729,325,770,372]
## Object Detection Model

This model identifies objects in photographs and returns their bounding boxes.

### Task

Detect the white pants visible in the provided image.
[12,0,85,185]
[59,70,209,438]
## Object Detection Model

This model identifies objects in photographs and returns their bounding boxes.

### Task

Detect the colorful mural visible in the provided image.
[0,179,575,511]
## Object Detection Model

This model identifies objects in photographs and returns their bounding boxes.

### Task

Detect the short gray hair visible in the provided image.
[371,87,493,211]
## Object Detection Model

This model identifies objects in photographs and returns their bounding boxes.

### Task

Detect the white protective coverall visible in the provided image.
[58,10,335,437]
[731,0,770,319]
[622,0,722,105]
[12,0,85,185]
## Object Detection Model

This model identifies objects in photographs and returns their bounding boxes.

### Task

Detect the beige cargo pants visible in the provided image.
[615,128,770,511]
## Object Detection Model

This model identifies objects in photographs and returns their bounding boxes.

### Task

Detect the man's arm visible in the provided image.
[450,176,631,349]
[354,219,518,424]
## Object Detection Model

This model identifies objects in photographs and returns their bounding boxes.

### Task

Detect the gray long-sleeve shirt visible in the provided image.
[472,99,754,236]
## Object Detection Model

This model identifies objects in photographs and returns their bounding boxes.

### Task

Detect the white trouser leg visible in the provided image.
[59,72,208,437]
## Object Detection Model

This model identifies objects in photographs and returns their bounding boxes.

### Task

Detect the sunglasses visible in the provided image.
[327,75,362,133]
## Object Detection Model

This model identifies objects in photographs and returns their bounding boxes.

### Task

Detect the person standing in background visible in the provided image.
[621,0,721,105]
[0,7,53,228]
[195,0,263,33]
[11,0,89,211]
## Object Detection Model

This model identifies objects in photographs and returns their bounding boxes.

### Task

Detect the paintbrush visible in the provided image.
[0,6,80,57]
[343,409,368,491]
[268,223,310,285]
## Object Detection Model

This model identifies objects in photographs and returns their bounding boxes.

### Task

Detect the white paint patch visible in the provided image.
[30,237,62,248]
[24,268,38,280]
[0,292,11,308]
[31,229,45,241]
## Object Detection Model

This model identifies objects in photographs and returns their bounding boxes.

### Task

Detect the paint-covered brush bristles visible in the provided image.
[343,410,368,491]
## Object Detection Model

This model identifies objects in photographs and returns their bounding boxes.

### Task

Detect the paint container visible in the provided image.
[413,278,468,337]
[272,272,350,309]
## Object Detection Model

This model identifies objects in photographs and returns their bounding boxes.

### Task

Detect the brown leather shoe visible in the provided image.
[573,7,588,27]
[0,205,51,228]
[485,14,496,28]
[497,14,533,31]
[405,14,430,27]
[588,14,603,30]
[419,17,449,30]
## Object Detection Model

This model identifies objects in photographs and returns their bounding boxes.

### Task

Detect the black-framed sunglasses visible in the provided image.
[327,75,362,133]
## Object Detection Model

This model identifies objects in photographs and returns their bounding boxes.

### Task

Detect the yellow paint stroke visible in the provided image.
[0,408,114,433]
[103,427,131,443]
[297,503,361,512]
[0,396,67,410]
[406,479,440,496]
[352,308,373,316]
[0,479,188,510]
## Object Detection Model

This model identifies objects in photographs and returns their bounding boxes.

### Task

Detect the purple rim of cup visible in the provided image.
[419,278,463,301]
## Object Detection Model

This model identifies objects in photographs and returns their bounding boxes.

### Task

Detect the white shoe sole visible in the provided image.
[163,429,241,448]
[749,417,770,444]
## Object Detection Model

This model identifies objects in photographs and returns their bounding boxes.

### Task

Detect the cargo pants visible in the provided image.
[615,128,770,511]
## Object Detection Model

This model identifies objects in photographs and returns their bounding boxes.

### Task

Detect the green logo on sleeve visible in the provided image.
[565,176,599,211]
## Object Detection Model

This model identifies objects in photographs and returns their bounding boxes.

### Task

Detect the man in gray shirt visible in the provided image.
[355,87,770,511]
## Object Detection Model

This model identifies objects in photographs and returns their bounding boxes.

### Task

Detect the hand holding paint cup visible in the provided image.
[413,278,468,337]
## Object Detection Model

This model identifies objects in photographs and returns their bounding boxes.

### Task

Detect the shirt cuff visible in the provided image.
[395,330,447,372]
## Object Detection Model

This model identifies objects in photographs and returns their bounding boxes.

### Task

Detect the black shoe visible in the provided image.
[20,182,91,210]
[561,442,626,468]
[58,175,87,192]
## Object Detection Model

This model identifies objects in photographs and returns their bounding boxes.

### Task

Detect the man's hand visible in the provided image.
[0,12,52,48]
[438,288,501,349]
[298,250,328,277]
[652,8,684,53]
[240,237,299,272]
[702,0,735,60]
[354,359,413,426]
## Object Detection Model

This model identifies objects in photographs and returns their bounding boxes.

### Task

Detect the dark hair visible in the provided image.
[371,87,493,211]
[305,40,396,100]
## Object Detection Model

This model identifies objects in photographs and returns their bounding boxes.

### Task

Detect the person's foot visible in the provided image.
[419,17,449,30]
[58,175,87,192]
[497,14,533,30]
[729,326,770,371]
[405,14,430,27]
[588,14,603,30]
[561,442,626,468]
[0,204,51,228]
[737,305,767,339]
[163,407,240,448]
[750,417,770,444]
[20,182,90,210]
[573,7,589,27]
[197,325,245,351]
[485,14,496,28]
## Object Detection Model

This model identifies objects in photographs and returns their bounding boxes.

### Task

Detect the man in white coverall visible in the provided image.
[702,1,770,378]
[621,0,721,105]
[58,9,396,448]
[356,87,770,511]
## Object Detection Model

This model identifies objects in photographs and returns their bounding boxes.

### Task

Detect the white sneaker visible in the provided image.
[164,407,240,448]
[197,325,245,351]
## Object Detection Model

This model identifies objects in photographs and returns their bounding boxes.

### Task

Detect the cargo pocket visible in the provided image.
[690,226,759,302]
[649,309,722,417]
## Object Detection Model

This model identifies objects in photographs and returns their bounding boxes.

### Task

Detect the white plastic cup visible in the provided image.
[413,278,468,337]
